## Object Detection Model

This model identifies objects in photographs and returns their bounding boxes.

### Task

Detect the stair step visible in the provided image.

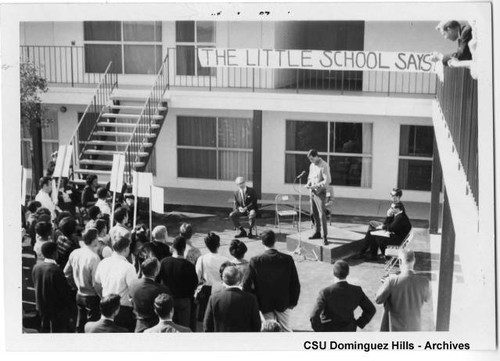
[94,131,157,138]
[108,105,167,112]
[110,94,148,102]
[74,169,112,176]
[97,122,161,129]
[81,140,153,147]
[80,159,145,167]
[83,149,149,157]
[102,113,164,120]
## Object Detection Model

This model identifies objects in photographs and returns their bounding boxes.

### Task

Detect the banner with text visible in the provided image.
[198,48,438,73]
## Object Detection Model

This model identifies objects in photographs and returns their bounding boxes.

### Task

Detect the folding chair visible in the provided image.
[381,231,414,281]
[275,194,298,233]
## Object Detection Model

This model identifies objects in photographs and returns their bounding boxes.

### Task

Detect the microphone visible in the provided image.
[296,171,306,179]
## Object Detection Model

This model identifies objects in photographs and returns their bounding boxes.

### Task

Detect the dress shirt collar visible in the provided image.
[44,258,57,265]
[223,284,242,290]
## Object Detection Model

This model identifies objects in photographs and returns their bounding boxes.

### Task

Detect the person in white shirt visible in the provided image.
[94,236,138,332]
[196,232,229,294]
[64,228,101,332]
[34,176,58,221]
[109,207,131,245]
[305,149,332,246]
[95,187,111,217]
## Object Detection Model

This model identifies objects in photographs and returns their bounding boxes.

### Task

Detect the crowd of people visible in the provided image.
[23,158,430,334]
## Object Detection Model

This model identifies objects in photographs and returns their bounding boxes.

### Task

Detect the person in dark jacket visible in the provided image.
[229,176,258,239]
[129,257,171,332]
[32,242,72,332]
[81,174,99,209]
[204,265,261,332]
[84,294,128,333]
[310,260,375,332]
[361,202,412,261]
[242,230,300,332]
[158,236,198,330]
[438,20,473,65]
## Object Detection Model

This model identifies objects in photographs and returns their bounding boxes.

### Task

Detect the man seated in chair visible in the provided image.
[361,202,412,261]
[230,176,258,239]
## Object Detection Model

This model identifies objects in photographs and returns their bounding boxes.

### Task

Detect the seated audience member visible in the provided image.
[368,188,405,231]
[180,223,201,265]
[56,216,80,268]
[94,219,112,259]
[35,176,58,221]
[261,319,283,332]
[375,249,430,331]
[94,236,138,332]
[32,242,72,333]
[229,176,258,239]
[362,202,412,261]
[64,228,101,333]
[158,236,198,330]
[33,221,53,261]
[85,206,102,231]
[144,294,192,333]
[310,260,375,332]
[81,174,99,209]
[204,266,261,332]
[229,239,250,281]
[196,232,229,295]
[95,187,111,217]
[85,294,127,333]
[109,207,131,244]
[129,257,171,333]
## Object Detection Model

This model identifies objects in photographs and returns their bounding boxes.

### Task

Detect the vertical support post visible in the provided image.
[436,188,455,331]
[296,69,299,94]
[30,117,44,191]
[429,136,443,234]
[252,110,263,200]
[70,42,75,87]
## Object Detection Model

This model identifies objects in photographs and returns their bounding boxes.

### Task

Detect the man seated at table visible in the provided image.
[229,176,258,239]
[361,202,412,261]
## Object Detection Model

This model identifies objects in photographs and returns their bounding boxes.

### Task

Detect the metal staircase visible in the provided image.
[69,55,170,187]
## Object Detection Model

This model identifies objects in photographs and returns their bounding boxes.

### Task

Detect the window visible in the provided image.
[84,21,162,74]
[285,120,372,187]
[398,125,434,191]
[21,110,59,169]
[175,21,215,76]
[177,116,252,180]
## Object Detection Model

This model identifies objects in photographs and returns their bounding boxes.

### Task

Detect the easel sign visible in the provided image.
[150,185,164,241]
[52,145,73,203]
[109,153,126,230]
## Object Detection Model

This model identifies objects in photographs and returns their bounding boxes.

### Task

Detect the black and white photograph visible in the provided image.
[1,0,498,356]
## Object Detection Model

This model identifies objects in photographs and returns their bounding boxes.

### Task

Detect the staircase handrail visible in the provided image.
[68,61,118,174]
[123,53,169,180]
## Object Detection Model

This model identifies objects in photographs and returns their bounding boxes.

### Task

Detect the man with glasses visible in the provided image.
[230,176,258,239]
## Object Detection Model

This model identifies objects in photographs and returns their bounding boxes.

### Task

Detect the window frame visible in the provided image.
[175,21,216,77]
[83,21,163,75]
[284,119,373,187]
[397,124,434,191]
[176,116,253,181]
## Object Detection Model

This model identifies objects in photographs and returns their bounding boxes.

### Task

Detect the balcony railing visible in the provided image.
[20,45,437,95]
[20,45,102,86]
[436,66,478,205]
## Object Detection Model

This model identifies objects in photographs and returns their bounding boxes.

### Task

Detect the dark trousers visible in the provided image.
[114,305,136,332]
[230,209,256,231]
[76,294,100,333]
[310,192,328,237]
[366,232,402,257]
[40,310,70,333]
[173,297,192,330]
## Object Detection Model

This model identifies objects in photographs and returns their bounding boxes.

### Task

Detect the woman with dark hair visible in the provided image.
[180,223,201,265]
[229,239,250,281]
[94,218,112,259]
[195,232,229,294]
[56,216,80,268]
[81,174,99,209]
